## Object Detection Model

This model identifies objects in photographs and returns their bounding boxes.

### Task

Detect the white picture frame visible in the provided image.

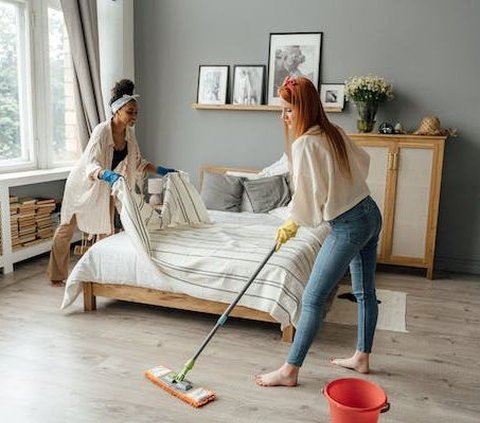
[267,32,323,105]
[320,83,345,110]
[197,65,229,105]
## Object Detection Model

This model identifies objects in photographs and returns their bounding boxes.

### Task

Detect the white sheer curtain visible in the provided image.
[60,0,105,149]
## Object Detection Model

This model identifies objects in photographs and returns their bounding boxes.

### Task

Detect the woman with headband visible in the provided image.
[255,76,382,387]
[47,79,175,286]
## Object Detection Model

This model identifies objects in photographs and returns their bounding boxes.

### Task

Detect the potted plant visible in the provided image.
[345,75,394,133]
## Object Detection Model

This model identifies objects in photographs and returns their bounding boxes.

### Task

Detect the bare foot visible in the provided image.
[330,351,370,374]
[254,363,299,387]
[51,280,65,287]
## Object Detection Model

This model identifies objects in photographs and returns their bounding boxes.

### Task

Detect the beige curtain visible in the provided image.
[60,0,105,149]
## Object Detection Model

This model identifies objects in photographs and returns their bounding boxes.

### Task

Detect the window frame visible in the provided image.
[0,0,78,174]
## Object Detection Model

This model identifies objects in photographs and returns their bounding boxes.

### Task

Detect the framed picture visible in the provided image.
[267,32,323,105]
[320,83,345,110]
[232,65,266,105]
[196,65,229,104]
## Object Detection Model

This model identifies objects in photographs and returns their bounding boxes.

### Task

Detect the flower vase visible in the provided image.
[355,101,379,133]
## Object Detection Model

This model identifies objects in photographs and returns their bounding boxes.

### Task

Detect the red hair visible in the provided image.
[278,77,351,177]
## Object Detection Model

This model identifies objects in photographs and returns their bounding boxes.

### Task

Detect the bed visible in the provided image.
[61,165,329,342]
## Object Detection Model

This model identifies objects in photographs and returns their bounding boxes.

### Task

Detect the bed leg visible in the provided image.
[281,325,295,343]
[83,282,96,311]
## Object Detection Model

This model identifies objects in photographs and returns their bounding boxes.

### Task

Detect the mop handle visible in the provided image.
[191,244,277,362]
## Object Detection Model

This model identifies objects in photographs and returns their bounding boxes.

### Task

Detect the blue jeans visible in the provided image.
[287,196,382,366]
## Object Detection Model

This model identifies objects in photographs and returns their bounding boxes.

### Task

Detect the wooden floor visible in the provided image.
[1,255,479,423]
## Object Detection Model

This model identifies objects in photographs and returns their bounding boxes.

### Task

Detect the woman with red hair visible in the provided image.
[256,76,382,387]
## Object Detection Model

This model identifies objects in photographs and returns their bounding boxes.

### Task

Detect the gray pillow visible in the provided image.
[243,174,291,213]
[201,172,244,212]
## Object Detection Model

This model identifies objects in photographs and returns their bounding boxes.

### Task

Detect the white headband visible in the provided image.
[110,94,140,114]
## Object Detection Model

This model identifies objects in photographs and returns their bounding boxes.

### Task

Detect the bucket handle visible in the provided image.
[380,402,390,413]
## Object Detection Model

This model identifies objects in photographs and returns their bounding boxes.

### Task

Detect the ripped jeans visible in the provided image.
[287,196,382,366]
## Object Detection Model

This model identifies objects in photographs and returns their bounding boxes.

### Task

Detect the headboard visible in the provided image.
[199,165,259,190]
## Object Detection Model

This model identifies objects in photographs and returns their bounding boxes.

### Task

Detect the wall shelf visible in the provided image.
[191,103,342,113]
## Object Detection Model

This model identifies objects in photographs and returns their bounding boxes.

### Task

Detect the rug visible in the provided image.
[325,285,408,333]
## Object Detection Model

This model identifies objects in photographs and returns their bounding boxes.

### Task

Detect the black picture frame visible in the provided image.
[232,65,266,105]
[196,65,229,104]
[267,32,323,105]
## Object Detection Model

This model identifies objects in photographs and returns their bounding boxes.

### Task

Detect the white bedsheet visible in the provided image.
[62,210,329,328]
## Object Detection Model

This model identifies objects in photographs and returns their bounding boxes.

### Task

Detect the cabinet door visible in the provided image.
[362,146,389,257]
[391,147,433,259]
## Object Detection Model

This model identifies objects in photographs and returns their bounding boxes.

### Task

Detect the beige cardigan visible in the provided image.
[289,126,371,227]
[60,119,149,234]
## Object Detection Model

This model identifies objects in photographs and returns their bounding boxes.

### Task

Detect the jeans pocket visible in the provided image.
[347,219,370,246]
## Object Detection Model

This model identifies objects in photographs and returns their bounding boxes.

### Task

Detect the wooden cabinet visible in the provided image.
[350,134,446,279]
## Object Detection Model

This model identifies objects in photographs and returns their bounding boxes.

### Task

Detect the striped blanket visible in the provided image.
[111,173,211,259]
[62,174,329,328]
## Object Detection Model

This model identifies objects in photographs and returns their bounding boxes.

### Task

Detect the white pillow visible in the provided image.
[268,205,290,221]
[225,170,260,179]
[258,153,288,177]
[225,170,260,212]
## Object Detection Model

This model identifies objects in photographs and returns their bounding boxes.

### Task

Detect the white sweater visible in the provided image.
[60,119,149,234]
[289,126,370,227]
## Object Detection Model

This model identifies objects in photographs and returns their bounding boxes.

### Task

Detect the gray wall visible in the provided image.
[134,0,480,274]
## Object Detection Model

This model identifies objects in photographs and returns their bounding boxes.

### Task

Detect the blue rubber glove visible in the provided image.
[156,165,177,176]
[99,170,122,187]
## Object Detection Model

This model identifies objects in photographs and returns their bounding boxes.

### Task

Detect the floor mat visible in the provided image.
[325,285,408,333]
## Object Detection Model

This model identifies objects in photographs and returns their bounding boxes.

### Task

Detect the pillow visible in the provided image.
[268,205,290,221]
[225,170,260,212]
[243,174,291,213]
[201,172,244,212]
[258,153,288,177]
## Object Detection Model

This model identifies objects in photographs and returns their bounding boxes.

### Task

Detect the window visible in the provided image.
[0,0,79,173]
[0,1,32,167]
[48,0,79,165]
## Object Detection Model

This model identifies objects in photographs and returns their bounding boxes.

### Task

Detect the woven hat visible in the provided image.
[413,116,457,136]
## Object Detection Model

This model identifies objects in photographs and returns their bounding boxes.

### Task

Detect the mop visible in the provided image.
[145,244,277,407]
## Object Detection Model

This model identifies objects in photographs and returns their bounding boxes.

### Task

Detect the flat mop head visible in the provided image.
[145,365,216,408]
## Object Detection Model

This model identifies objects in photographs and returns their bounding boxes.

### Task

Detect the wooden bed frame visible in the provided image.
[83,282,294,342]
[80,165,295,343]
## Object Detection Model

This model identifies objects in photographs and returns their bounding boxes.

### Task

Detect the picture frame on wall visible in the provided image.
[267,32,323,105]
[232,65,266,105]
[197,65,229,105]
[320,83,345,110]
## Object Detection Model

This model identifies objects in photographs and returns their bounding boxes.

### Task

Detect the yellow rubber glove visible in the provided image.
[275,218,299,251]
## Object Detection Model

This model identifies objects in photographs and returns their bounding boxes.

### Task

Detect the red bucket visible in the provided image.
[323,378,390,423]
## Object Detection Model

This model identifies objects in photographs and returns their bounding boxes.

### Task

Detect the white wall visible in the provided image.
[97,0,135,116]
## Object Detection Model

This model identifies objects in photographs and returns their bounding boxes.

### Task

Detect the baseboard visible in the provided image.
[435,256,480,275]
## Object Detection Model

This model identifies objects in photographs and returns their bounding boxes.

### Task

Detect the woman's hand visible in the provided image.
[156,165,177,176]
[275,218,299,251]
[99,170,122,187]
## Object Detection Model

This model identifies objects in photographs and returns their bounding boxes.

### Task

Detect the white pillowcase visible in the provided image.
[268,205,290,221]
[258,153,288,177]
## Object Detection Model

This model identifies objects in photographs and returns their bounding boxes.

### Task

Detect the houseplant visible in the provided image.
[345,75,394,133]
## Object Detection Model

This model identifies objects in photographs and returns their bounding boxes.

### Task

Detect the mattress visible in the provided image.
[62,210,329,328]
